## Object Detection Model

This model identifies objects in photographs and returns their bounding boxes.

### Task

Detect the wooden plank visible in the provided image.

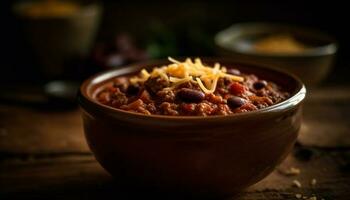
[298,86,350,148]
[1,148,349,200]
[299,103,350,148]
[243,148,350,200]
[0,105,89,154]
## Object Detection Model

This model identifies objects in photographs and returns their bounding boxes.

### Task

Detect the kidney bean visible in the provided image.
[177,88,205,103]
[126,84,140,95]
[253,80,267,90]
[227,96,246,109]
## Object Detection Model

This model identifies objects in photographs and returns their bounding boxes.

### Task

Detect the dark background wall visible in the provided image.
[1,1,348,84]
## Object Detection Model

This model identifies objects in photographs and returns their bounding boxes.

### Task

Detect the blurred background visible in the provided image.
[1,2,350,199]
[0,0,348,108]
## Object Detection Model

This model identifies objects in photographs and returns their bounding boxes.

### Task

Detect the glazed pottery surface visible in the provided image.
[78,58,306,198]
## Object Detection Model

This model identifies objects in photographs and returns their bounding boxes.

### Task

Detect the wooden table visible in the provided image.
[1,86,349,200]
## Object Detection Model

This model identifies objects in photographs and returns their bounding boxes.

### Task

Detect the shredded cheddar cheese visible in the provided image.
[130,57,244,94]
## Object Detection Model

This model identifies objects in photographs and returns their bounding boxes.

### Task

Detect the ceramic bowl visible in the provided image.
[215,23,338,86]
[78,58,306,198]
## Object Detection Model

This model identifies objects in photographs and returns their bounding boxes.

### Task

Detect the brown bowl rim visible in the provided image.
[78,58,306,121]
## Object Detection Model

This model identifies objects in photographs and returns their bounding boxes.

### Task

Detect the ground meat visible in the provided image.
[139,90,152,103]
[217,77,233,88]
[261,83,289,103]
[144,77,169,94]
[110,88,128,107]
[97,91,111,104]
[179,103,196,115]
[235,102,258,113]
[96,69,290,116]
[216,77,226,89]
[157,89,175,102]
[206,93,225,104]
[120,99,151,115]
[159,102,179,116]
[177,81,201,90]
[215,104,232,115]
[216,87,229,96]
[249,95,274,109]
[145,103,157,114]
[195,102,216,116]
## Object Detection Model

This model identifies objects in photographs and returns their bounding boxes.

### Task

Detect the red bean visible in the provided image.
[177,88,205,103]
